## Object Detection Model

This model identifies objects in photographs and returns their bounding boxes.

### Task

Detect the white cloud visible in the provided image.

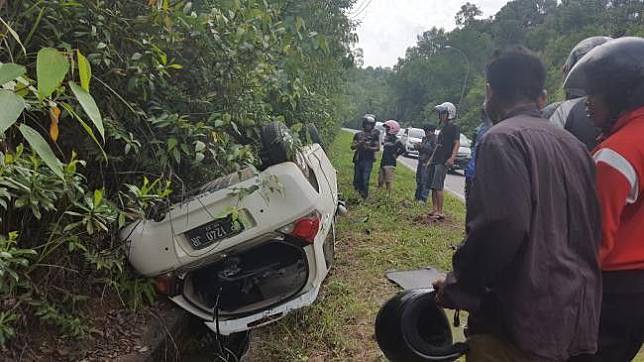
[353,0,508,67]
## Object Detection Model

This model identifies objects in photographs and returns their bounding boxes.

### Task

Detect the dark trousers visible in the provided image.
[415,162,430,202]
[353,159,374,199]
[594,273,644,362]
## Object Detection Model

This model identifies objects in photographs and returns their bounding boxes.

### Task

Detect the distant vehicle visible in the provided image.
[399,127,425,158]
[375,121,386,145]
[396,128,405,140]
[454,134,472,171]
[432,131,472,171]
[122,123,342,336]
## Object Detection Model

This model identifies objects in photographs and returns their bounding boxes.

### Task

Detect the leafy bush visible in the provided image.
[0,0,356,348]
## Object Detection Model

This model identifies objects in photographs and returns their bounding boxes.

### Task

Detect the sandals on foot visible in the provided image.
[430,213,446,221]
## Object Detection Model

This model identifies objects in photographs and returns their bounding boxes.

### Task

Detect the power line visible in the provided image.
[351,0,374,19]
[348,0,369,17]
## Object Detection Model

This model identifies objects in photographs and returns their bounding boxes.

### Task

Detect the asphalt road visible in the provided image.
[341,128,466,202]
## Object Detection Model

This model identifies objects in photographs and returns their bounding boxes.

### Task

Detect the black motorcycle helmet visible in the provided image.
[562,36,612,99]
[375,289,468,361]
[563,36,613,75]
[564,37,644,122]
[362,113,376,130]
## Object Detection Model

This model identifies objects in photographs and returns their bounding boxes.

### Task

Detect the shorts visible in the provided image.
[378,166,395,184]
[428,164,448,191]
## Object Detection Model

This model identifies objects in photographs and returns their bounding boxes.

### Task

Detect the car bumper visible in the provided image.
[405,145,419,157]
[453,156,470,169]
[203,284,321,335]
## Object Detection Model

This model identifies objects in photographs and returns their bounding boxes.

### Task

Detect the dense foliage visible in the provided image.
[343,0,644,135]
[0,0,355,349]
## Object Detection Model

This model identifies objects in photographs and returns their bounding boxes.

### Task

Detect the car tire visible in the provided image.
[260,122,292,168]
[375,290,468,362]
[305,123,325,150]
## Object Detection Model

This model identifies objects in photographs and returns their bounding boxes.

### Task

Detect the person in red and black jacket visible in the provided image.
[565,37,644,361]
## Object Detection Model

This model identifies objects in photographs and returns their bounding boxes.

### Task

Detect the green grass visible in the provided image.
[247,131,466,361]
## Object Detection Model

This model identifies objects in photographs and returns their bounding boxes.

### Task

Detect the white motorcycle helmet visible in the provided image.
[434,102,457,120]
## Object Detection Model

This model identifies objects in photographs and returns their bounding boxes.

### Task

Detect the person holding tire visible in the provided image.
[434,46,601,361]
[351,114,380,199]
[564,37,644,361]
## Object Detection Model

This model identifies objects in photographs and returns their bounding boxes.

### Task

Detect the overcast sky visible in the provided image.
[353,0,508,67]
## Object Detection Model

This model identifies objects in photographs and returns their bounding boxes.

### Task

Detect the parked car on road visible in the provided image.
[453,134,472,170]
[399,127,425,157]
[122,123,342,336]
[375,121,386,145]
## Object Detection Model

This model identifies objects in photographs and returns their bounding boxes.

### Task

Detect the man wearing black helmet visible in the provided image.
[434,46,601,361]
[542,36,611,150]
[565,37,644,361]
[351,114,380,199]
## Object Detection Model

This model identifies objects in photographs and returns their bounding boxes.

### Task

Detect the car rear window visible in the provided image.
[408,129,424,139]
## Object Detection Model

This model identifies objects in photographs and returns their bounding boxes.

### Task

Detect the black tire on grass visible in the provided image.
[305,123,325,150]
[260,122,291,168]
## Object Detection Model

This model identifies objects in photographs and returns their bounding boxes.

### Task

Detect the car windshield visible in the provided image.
[408,128,424,139]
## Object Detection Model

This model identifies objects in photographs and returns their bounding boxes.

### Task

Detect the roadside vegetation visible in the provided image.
[248,131,466,360]
[342,0,644,135]
[0,0,355,356]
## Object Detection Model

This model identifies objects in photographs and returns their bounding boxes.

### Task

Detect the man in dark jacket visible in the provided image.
[543,36,611,150]
[351,114,380,199]
[414,123,437,202]
[434,46,602,361]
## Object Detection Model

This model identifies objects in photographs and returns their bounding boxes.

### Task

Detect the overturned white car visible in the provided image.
[121,123,342,335]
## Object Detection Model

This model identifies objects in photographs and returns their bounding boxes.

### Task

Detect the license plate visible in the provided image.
[185,214,244,250]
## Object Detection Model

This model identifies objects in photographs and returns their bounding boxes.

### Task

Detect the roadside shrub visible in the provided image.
[0,0,355,348]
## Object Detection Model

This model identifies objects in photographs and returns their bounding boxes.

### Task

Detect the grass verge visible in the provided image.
[246,130,466,361]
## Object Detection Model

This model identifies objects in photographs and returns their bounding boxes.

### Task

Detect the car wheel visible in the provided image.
[260,122,292,168]
[305,123,325,150]
[375,290,468,362]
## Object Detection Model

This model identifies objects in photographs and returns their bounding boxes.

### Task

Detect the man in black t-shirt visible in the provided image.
[351,114,380,199]
[428,102,460,220]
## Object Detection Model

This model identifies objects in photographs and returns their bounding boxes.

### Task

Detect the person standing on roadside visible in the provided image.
[464,105,492,207]
[351,114,380,199]
[377,120,405,194]
[564,37,644,361]
[427,102,460,220]
[433,46,601,361]
[542,36,612,150]
[414,123,437,203]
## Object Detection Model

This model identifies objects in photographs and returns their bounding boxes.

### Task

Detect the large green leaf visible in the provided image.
[0,90,25,134]
[0,17,26,55]
[77,50,92,92]
[19,124,64,179]
[60,102,107,160]
[0,63,26,85]
[36,48,69,99]
[69,82,104,141]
